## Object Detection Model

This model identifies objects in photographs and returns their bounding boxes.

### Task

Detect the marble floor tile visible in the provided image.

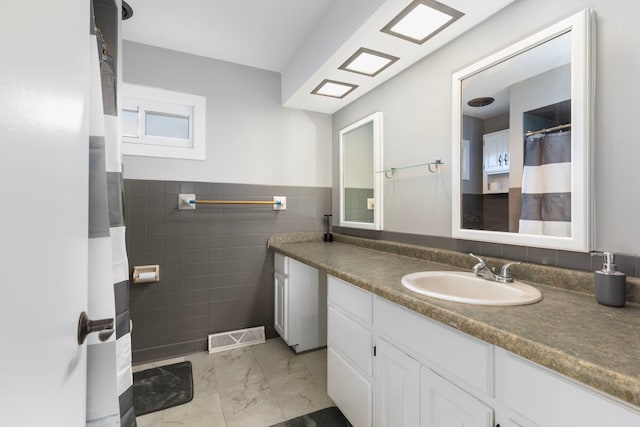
[211,346,255,372]
[224,406,285,427]
[268,368,334,420]
[134,338,332,427]
[298,348,328,391]
[135,410,163,427]
[215,359,269,394]
[163,413,226,427]
[189,353,219,394]
[253,339,307,379]
[219,376,281,421]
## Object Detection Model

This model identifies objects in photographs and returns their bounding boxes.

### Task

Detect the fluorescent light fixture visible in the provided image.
[381,0,464,45]
[339,47,400,77]
[311,79,358,99]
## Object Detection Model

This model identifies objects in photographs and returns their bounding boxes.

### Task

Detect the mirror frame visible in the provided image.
[451,9,594,252]
[339,111,384,230]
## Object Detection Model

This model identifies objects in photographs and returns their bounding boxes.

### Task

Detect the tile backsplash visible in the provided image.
[124,180,331,363]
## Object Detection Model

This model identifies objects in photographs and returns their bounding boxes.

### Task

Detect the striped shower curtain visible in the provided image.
[519,131,572,237]
[87,3,136,426]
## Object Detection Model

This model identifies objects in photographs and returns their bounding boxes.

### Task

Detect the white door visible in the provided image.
[421,366,493,427]
[0,0,90,425]
[374,338,420,427]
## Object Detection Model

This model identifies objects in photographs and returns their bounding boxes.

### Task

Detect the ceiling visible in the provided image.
[462,31,572,120]
[121,0,338,73]
[122,0,515,114]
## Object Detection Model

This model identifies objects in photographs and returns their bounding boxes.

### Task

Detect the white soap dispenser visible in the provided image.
[591,252,627,307]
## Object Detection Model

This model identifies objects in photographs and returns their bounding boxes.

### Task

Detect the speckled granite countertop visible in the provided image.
[268,233,640,409]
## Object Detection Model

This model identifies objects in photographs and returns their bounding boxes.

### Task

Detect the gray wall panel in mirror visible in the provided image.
[339,112,383,230]
[334,0,640,257]
[452,9,594,251]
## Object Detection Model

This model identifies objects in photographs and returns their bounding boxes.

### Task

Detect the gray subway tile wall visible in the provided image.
[124,180,332,363]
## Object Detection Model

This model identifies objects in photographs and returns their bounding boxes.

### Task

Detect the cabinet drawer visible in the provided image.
[496,349,640,427]
[328,347,373,427]
[328,275,372,324]
[274,253,288,275]
[328,306,373,377]
[374,297,493,397]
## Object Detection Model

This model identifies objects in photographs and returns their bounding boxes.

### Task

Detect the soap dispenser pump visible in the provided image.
[591,251,627,307]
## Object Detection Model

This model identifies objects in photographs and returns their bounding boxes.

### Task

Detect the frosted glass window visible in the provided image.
[122,109,139,138]
[121,83,206,160]
[145,111,190,139]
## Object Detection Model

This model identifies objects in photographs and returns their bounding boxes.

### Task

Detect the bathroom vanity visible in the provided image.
[270,234,640,427]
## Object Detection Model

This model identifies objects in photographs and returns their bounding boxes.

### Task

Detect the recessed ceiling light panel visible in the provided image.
[381,0,464,45]
[339,48,400,77]
[311,79,358,99]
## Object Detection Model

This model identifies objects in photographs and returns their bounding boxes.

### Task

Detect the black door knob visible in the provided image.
[77,311,114,344]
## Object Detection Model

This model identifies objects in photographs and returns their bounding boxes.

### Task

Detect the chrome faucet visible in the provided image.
[469,253,521,283]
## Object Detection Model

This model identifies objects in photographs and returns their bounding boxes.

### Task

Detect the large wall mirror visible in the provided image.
[339,112,383,230]
[451,9,594,251]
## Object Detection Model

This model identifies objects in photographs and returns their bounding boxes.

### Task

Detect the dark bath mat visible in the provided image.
[132,361,194,416]
[270,406,352,427]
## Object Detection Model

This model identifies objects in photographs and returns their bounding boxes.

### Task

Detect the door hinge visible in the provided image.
[373,345,377,356]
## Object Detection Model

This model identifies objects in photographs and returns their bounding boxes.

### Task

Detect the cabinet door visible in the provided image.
[328,347,373,427]
[483,130,509,173]
[288,258,327,352]
[421,366,493,427]
[274,272,287,341]
[374,338,420,427]
[484,136,501,173]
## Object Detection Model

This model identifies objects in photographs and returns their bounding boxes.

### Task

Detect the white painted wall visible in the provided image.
[122,41,332,187]
[333,0,640,255]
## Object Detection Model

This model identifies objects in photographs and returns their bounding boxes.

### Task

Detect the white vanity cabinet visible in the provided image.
[373,297,494,427]
[327,274,493,427]
[327,275,374,427]
[273,254,326,353]
[482,129,510,194]
[311,269,640,427]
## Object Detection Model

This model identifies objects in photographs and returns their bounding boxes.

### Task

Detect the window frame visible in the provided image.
[121,83,206,160]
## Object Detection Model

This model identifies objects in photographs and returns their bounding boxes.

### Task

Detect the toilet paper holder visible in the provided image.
[132,265,160,283]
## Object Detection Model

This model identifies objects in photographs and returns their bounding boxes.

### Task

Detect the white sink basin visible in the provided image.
[401,271,542,306]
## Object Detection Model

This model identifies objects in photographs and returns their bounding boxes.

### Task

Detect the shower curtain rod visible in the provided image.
[525,123,571,137]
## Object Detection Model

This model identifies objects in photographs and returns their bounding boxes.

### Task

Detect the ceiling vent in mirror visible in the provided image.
[381,0,464,45]
[467,97,495,107]
[311,79,358,99]
[339,47,400,77]
[122,1,133,20]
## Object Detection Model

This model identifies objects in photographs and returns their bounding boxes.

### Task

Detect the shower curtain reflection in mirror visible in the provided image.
[519,130,572,236]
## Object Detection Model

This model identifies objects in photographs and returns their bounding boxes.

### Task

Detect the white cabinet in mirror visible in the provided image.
[339,112,383,230]
[451,9,594,252]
